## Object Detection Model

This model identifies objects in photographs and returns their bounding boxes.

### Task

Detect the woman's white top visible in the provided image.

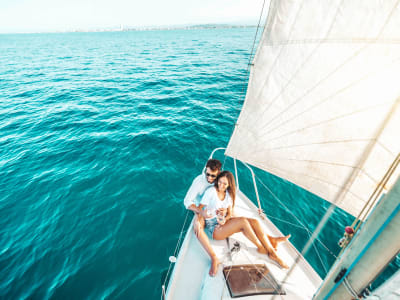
[200,187,232,219]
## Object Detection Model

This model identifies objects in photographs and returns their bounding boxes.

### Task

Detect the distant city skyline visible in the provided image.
[0,0,265,34]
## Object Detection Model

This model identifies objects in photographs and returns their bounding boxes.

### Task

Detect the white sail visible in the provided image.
[226,0,400,219]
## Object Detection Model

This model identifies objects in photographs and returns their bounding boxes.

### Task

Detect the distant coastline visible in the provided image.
[120,24,257,31]
[1,24,257,35]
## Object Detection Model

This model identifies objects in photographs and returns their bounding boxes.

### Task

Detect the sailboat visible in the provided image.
[163,0,400,299]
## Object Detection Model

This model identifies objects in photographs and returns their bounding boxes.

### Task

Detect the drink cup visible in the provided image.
[216,209,226,225]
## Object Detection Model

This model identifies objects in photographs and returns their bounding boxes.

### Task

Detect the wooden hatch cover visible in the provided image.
[223,264,285,298]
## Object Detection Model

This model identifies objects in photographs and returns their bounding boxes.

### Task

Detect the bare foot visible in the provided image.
[257,247,268,255]
[268,251,289,269]
[209,257,220,276]
[268,234,291,251]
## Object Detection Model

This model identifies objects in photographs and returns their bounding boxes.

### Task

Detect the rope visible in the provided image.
[343,278,359,298]
[333,152,400,259]
[353,153,400,230]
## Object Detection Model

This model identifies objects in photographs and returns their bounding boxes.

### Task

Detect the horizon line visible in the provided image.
[0,23,259,35]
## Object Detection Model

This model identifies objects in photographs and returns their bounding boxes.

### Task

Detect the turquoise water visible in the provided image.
[0,28,398,299]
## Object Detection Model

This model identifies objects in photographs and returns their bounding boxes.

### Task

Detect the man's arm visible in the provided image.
[183,175,202,210]
[187,203,202,214]
[193,204,211,236]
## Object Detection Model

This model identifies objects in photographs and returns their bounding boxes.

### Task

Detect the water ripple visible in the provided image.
[0,28,374,300]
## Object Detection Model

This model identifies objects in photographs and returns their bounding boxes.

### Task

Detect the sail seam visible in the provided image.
[238,0,308,127]
[254,156,387,192]
[245,0,345,129]
[253,162,367,203]
[254,55,400,140]
[253,0,400,168]
[254,100,397,146]
[257,138,378,150]
[245,0,399,133]
[260,157,366,168]
[253,139,396,158]
[334,99,400,216]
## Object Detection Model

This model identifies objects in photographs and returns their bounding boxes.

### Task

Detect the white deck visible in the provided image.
[166,190,322,300]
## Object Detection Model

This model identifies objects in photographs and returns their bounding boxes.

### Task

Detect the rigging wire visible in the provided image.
[255,175,338,259]
[241,0,268,97]
[229,0,270,139]
[161,209,191,296]
[264,214,308,230]
[308,231,329,275]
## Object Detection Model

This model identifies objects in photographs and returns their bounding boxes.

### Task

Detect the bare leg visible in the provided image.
[194,214,220,276]
[213,217,267,254]
[246,218,290,250]
[213,217,288,269]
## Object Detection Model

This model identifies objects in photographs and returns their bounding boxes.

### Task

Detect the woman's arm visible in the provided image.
[225,205,232,220]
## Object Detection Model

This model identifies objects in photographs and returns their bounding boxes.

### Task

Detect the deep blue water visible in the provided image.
[0,28,398,300]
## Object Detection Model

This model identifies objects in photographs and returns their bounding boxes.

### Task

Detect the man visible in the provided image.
[184,159,221,276]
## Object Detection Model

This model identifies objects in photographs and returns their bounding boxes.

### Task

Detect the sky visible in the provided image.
[0,0,264,33]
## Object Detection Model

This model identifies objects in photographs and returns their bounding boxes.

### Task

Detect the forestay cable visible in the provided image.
[256,175,338,259]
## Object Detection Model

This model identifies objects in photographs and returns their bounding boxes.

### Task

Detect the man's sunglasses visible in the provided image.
[206,173,217,178]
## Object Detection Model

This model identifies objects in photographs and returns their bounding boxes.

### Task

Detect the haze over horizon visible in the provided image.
[0,0,264,34]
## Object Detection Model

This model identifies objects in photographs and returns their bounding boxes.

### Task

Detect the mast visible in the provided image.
[313,175,400,299]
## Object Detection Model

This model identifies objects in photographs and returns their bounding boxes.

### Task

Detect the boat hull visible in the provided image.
[166,190,322,300]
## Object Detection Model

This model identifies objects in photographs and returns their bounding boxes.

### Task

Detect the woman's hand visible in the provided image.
[225,206,233,221]
[217,208,227,217]
[216,219,226,226]
[216,208,227,225]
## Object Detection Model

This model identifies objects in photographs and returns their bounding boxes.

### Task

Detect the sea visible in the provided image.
[0,28,398,300]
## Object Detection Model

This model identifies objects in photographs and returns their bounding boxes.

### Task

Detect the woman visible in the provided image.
[199,171,289,269]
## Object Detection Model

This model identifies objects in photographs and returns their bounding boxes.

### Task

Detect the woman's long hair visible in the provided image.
[214,170,236,208]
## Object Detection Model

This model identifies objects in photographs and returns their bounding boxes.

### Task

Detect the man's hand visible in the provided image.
[200,208,212,219]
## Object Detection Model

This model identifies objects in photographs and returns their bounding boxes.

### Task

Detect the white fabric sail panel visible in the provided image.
[226,0,400,219]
